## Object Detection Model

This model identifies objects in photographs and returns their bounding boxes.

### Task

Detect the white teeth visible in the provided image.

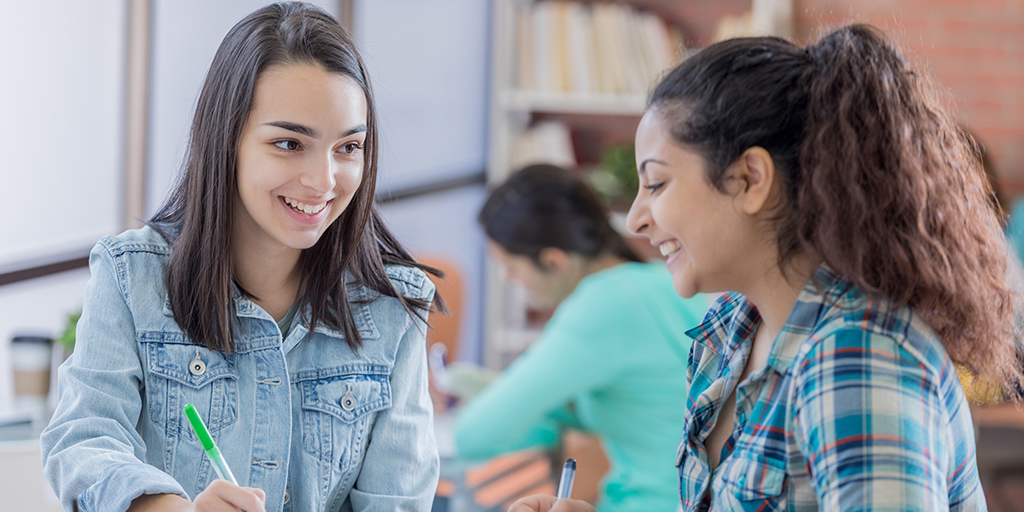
[659,240,682,258]
[284,197,327,214]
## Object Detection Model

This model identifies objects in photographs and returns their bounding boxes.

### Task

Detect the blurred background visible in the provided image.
[1,0,1022,510]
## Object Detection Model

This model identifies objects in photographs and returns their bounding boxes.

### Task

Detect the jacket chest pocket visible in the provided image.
[295,367,392,472]
[143,340,238,439]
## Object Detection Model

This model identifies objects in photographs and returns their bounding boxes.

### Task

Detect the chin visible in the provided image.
[671,279,700,299]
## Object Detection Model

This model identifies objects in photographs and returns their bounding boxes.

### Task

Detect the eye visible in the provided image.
[273,139,301,151]
[340,141,363,155]
[644,182,664,193]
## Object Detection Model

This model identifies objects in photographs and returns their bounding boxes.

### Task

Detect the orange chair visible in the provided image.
[419,255,464,361]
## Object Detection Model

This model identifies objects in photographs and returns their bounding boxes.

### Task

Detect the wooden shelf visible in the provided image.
[500,90,646,116]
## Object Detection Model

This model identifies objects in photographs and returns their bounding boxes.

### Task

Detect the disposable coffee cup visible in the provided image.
[11,335,53,398]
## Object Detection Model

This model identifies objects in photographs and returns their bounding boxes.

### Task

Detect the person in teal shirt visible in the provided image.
[454,165,708,512]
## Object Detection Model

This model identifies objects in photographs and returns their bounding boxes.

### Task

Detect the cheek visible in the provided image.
[336,162,364,194]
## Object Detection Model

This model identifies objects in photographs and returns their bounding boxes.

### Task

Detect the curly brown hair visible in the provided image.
[650,24,1021,392]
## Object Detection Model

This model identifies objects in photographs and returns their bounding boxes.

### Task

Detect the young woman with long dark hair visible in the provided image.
[513,24,1019,512]
[458,164,709,512]
[42,3,441,511]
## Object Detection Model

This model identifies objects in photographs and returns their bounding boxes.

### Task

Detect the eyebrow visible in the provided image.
[264,121,368,139]
[638,158,668,175]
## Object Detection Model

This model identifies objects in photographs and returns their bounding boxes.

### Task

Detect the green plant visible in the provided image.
[56,310,81,350]
[588,145,638,207]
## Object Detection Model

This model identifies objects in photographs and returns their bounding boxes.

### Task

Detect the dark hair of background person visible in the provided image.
[479,164,643,268]
[648,24,1021,392]
[150,2,443,353]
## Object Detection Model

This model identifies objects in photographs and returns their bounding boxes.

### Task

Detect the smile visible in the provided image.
[659,240,681,258]
[283,196,329,215]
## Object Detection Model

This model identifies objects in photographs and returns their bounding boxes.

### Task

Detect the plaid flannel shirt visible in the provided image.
[677,265,987,511]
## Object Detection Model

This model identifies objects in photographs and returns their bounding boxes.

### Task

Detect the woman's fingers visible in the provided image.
[192,480,266,512]
[507,495,596,512]
[508,495,558,512]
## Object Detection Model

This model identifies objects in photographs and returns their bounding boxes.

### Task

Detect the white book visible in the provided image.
[641,12,672,75]
[514,1,534,91]
[565,2,592,94]
[532,1,551,92]
[613,4,646,94]
[593,4,625,94]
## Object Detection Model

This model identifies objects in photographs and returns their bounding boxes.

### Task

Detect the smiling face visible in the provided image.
[627,109,766,298]
[233,62,368,258]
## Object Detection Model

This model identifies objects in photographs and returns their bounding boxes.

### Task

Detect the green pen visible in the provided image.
[184,404,238,485]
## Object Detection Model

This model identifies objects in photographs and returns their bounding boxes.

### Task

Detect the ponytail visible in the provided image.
[650,24,1021,392]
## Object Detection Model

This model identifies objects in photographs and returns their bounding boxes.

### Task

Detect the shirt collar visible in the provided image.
[684,263,851,374]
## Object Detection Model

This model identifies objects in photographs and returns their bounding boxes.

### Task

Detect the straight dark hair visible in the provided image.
[151,2,441,353]
[479,164,642,266]
[649,24,1021,391]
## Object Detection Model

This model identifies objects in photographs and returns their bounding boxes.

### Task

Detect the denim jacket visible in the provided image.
[41,226,439,512]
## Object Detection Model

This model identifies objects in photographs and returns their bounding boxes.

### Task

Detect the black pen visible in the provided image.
[557,458,576,499]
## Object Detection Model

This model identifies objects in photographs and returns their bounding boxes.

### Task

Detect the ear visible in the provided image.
[537,247,571,274]
[729,147,777,215]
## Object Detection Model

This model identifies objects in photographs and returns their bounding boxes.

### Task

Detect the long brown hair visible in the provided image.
[650,24,1021,391]
[151,2,441,353]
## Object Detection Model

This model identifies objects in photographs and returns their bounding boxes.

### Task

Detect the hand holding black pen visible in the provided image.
[507,458,595,512]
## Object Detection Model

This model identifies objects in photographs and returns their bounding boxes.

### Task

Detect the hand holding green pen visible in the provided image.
[184,404,238,484]
[181,404,266,512]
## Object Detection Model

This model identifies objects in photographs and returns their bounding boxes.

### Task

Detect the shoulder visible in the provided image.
[581,261,665,290]
[95,225,171,258]
[795,284,949,382]
[568,262,671,311]
[383,264,435,302]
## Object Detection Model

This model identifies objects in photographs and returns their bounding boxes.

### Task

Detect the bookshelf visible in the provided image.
[484,0,793,370]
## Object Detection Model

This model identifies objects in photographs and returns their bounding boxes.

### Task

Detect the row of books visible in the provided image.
[513,1,687,96]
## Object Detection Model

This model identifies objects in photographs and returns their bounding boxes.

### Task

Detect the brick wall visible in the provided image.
[793,0,1024,192]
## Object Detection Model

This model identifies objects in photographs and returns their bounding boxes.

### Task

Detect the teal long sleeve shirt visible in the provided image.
[454,262,709,512]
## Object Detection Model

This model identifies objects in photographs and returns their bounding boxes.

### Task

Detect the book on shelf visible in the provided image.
[512,0,686,97]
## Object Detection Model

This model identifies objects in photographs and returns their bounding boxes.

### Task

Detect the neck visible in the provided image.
[552,252,627,306]
[743,252,818,342]
[232,230,303,319]
[583,252,627,276]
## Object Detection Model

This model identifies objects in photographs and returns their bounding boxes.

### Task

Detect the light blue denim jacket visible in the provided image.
[41,226,439,512]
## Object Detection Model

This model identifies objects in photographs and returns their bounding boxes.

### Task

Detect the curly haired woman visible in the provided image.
[513,24,1020,512]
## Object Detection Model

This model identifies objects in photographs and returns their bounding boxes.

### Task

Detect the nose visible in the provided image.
[299,152,336,194]
[626,192,650,236]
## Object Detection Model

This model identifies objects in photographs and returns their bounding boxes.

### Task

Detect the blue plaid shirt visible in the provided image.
[678,265,987,511]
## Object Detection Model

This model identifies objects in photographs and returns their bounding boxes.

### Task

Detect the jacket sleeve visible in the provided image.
[347,275,440,511]
[40,242,187,512]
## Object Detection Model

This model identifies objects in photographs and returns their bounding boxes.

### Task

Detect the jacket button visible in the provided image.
[189,353,207,376]
[283,490,291,504]
[341,383,357,411]
[341,395,357,411]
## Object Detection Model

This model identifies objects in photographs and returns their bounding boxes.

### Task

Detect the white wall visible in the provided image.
[0,0,125,267]
[355,0,491,362]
